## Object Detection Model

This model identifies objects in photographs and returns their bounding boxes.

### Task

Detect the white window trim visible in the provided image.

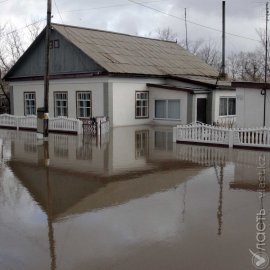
[154,99,181,121]
[76,91,92,119]
[219,96,236,117]
[135,91,149,119]
[24,92,36,116]
[54,92,68,117]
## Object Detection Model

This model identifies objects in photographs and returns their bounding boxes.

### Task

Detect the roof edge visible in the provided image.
[232,81,270,89]
[146,83,210,94]
[51,23,178,44]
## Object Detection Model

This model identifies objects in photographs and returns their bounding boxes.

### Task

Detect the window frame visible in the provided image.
[219,97,236,117]
[54,91,68,117]
[24,92,36,116]
[76,91,92,119]
[154,99,181,120]
[135,91,149,119]
[54,39,60,48]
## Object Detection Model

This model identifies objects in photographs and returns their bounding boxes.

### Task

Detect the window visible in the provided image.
[219,97,236,116]
[135,91,149,118]
[50,39,60,49]
[54,92,68,117]
[24,92,36,115]
[155,99,180,120]
[54,40,60,48]
[77,91,91,118]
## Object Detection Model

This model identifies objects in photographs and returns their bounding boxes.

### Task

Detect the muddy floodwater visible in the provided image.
[0,126,269,270]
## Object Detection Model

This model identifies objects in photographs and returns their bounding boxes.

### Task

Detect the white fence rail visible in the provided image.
[0,114,18,129]
[173,123,270,149]
[0,114,83,134]
[19,115,37,129]
[49,117,82,134]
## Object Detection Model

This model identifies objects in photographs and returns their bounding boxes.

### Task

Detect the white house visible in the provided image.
[4,23,236,127]
[232,81,270,128]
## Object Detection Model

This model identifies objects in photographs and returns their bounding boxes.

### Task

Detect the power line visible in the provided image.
[128,0,261,43]
[61,0,161,13]
[53,0,64,23]
[3,18,46,37]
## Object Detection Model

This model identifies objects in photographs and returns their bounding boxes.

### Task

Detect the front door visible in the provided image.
[197,98,207,123]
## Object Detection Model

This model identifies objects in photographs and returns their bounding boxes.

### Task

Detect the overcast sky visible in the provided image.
[0,0,268,53]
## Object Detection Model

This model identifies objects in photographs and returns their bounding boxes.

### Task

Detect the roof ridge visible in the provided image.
[51,23,178,44]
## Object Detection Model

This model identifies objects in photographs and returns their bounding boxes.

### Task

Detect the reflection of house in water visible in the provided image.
[1,127,269,222]
[2,127,205,221]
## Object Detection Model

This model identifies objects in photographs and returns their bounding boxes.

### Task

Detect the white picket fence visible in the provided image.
[0,114,83,134]
[173,123,270,149]
[49,117,82,134]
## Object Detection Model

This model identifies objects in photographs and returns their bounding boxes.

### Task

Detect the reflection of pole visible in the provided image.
[44,141,56,270]
[216,165,224,236]
[1,139,3,162]
[182,182,187,223]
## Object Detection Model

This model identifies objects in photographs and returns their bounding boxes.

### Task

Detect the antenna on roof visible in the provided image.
[185,8,189,51]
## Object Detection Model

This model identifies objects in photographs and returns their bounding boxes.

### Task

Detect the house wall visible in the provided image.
[11,77,208,127]
[8,29,105,79]
[11,78,106,118]
[149,87,188,126]
[212,89,236,124]
[236,87,270,128]
[109,78,166,127]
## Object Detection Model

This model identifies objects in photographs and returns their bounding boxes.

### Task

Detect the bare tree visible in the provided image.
[195,39,221,69]
[155,27,178,42]
[0,19,43,75]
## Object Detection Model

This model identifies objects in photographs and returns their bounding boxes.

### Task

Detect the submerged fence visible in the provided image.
[0,114,83,134]
[173,123,270,149]
[0,114,110,136]
[0,114,110,135]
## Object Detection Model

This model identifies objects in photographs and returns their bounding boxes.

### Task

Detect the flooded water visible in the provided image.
[0,126,269,270]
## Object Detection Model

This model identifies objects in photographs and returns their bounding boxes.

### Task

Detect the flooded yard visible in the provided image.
[0,126,269,270]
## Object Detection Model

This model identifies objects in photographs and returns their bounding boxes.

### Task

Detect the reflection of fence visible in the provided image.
[175,144,230,166]
[0,114,83,134]
[173,123,270,149]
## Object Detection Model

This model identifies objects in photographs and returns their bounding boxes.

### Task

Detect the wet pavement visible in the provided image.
[0,126,269,270]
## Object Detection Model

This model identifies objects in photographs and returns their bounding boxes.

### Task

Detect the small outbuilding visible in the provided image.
[232,81,270,128]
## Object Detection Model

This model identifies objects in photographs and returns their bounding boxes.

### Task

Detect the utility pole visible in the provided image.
[44,0,52,138]
[221,1,226,78]
[263,2,269,127]
[185,8,188,51]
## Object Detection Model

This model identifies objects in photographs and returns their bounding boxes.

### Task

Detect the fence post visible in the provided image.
[228,129,234,148]
[173,127,177,142]
[77,120,83,134]
[16,116,20,130]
